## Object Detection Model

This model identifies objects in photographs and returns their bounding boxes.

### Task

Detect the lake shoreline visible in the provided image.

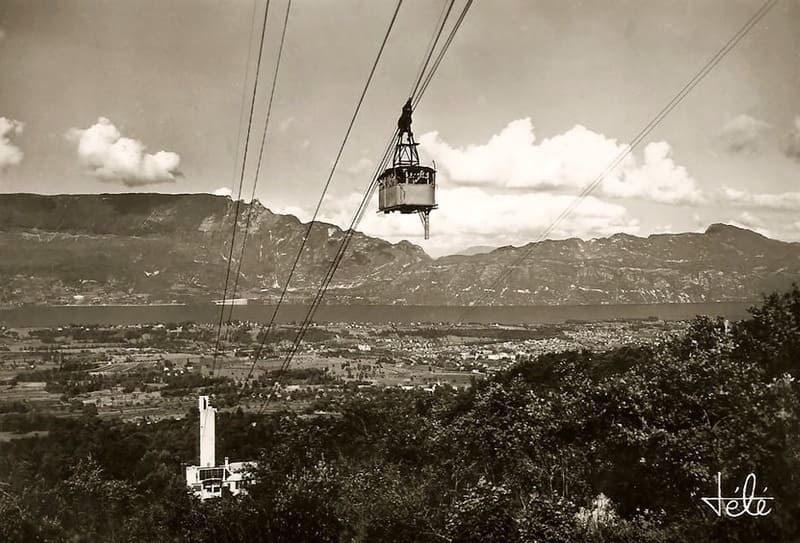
[0,301,758,327]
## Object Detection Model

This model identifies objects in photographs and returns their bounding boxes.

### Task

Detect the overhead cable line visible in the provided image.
[258,0,474,411]
[227,0,260,209]
[456,0,778,320]
[226,0,293,326]
[249,0,471,405]
[256,0,474,412]
[413,0,472,106]
[255,135,396,411]
[210,0,273,377]
[409,0,456,99]
[237,0,405,391]
[220,0,261,350]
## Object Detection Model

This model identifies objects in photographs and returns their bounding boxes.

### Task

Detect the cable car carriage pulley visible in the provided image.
[377,99,437,239]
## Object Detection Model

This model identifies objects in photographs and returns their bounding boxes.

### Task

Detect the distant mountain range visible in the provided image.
[1,193,798,306]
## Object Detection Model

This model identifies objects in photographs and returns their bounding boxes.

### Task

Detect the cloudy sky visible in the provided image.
[1,0,799,256]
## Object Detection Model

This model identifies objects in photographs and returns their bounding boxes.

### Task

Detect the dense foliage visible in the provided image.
[1,287,799,542]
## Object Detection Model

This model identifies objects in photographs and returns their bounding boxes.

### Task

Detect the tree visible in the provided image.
[735,284,800,377]
[0,489,45,543]
[446,478,518,543]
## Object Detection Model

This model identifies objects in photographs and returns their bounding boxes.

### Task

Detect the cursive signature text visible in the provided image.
[701,472,774,518]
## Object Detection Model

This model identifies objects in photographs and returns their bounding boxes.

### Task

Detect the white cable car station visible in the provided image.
[185,396,255,500]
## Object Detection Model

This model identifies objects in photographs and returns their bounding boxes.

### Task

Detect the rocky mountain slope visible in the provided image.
[1,193,798,306]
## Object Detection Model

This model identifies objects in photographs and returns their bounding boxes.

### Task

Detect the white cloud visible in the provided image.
[753,220,800,242]
[213,187,232,197]
[0,28,6,40]
[605,141,699,203]
[727,213,771,237]
[721,185,800,212]
[784,116,800,161]
[735,211,765,228]
[717,114,770,154]
[279,186,639,257]
[0,117,24,171]
[419,118,704,205]
[66,117,181,186]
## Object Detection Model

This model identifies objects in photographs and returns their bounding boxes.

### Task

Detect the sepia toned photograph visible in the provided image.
[1,0,799,541]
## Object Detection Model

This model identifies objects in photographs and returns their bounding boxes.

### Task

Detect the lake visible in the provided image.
[0,302,757,327]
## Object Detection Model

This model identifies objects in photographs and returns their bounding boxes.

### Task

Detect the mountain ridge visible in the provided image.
[1,193,798,306]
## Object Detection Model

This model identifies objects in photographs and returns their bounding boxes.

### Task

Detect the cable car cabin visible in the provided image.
[377,99,437,239]
[378,165,436,213]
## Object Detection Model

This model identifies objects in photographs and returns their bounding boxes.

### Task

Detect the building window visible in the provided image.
[199,468,224,481]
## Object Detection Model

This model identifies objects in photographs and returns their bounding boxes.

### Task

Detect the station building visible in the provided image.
[185,396,255,500]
